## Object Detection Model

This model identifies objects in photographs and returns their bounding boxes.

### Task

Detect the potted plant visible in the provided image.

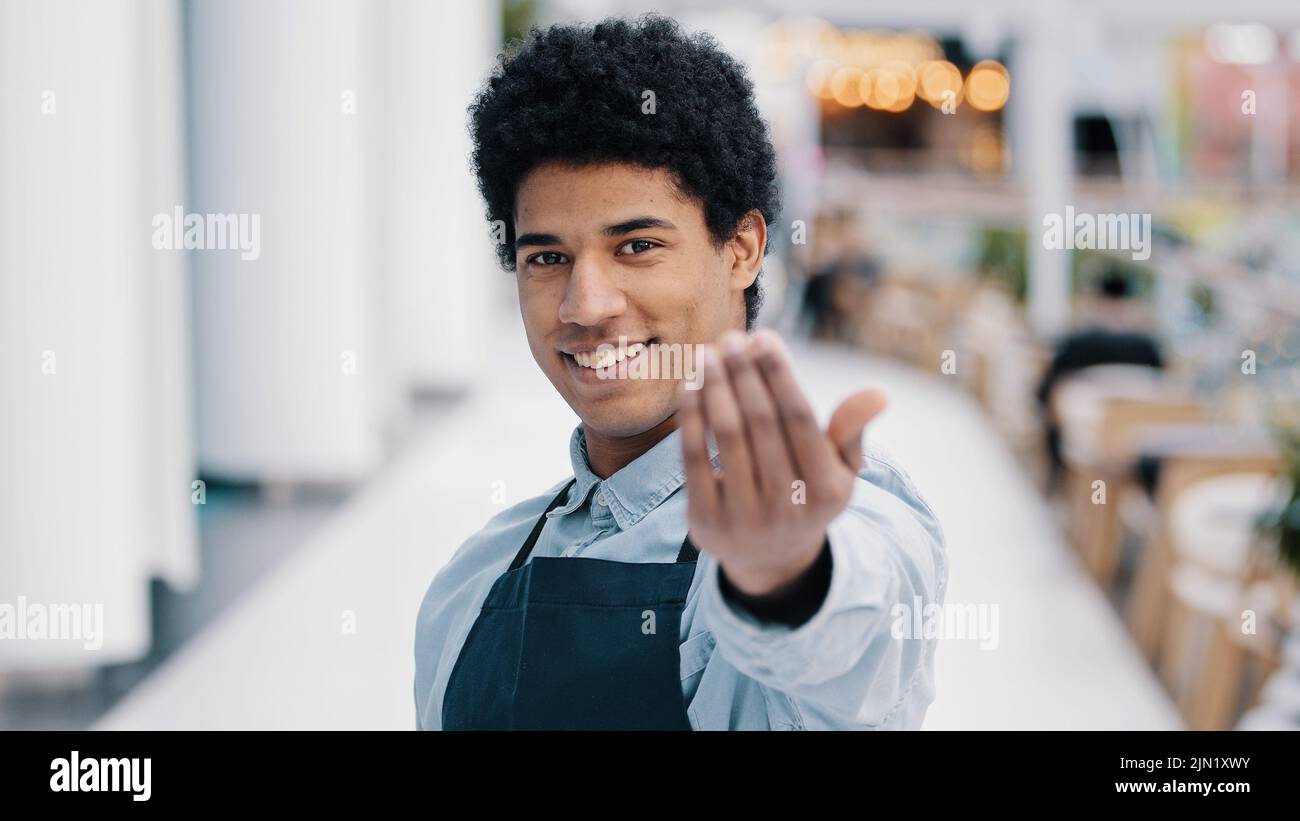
[1256,426,1300,603]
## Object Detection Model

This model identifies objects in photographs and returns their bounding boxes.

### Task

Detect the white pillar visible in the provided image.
[388,0,500,393]
[188,0,384,481]
[1017,0,1074,336]
[0,0,198,670]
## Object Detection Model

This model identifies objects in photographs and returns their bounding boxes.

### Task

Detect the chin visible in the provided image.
[543,350,674,437]
[582,417,664,440]
[573,394,675,440]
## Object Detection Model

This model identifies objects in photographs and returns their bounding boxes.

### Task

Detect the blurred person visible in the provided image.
[799,209,881,343]
[798,208,848,339]
[1035,258,1164,490]
[414,15,946,731]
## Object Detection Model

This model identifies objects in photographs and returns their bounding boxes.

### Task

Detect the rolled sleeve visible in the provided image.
[697,446,947,729]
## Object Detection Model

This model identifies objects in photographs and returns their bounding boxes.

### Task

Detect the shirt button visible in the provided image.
[594,489,607,506]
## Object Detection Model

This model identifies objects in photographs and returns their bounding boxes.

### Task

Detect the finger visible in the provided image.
[718,329,794,499]
[677,375,720,518]
[700,343,759,518]
[750,329,836,483]
[828,388,888,473]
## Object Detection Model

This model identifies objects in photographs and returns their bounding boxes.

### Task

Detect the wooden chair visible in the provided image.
[1161,552,1294,730]
[1127,452,1283,664]
[1054,383,1206,587]
[1141,468,1288,729]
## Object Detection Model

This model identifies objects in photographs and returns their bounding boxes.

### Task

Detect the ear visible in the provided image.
[726,209,767,292]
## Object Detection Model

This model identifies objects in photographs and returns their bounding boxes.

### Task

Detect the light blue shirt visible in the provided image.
[414,424,947,730]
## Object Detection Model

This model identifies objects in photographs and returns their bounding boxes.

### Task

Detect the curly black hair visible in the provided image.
[467,14,781,329]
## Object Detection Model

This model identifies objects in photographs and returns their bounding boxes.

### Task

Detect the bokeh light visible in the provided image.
[965,60,1010,112]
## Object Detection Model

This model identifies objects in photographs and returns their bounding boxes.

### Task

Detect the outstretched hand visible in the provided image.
[677,328,887,597]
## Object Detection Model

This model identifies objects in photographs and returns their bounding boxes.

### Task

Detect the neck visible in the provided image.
[584,414,678,479]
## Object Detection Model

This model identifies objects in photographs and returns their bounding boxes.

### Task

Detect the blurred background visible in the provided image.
[2,0,1299,730]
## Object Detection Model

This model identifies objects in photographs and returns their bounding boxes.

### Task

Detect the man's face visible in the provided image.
[513,161,756,439]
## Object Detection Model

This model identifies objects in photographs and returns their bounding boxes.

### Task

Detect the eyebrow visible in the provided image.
[514,232,562,251]
[602,216,677,236]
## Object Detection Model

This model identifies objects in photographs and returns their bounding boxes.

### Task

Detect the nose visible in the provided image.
[557,255,626,327]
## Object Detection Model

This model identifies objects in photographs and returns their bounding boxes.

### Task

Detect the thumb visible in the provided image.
[827,388,888,473]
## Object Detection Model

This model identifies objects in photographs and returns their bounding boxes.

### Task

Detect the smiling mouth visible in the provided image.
[562,338,656,378]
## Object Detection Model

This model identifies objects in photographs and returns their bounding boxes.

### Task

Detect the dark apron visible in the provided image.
[442,479,700,730]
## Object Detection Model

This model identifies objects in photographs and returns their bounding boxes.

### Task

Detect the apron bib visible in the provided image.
[442,479,700,730]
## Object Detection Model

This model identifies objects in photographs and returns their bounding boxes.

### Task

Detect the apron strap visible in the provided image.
[508,479,578,571]
[676,536,699,563]
[508,478,702,570]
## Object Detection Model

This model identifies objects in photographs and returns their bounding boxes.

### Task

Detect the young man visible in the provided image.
[414,15,946,730]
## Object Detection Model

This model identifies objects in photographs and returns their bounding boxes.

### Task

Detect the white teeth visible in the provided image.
[573,342,647,369]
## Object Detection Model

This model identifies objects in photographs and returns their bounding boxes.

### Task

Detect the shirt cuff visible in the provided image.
[696,502,884,692]
[716,538,832,628]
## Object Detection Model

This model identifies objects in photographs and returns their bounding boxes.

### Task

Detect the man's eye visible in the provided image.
[528,251,567,266]
[617,239,659,255]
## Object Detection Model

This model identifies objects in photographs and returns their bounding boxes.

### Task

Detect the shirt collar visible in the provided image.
[551,421,720,530]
